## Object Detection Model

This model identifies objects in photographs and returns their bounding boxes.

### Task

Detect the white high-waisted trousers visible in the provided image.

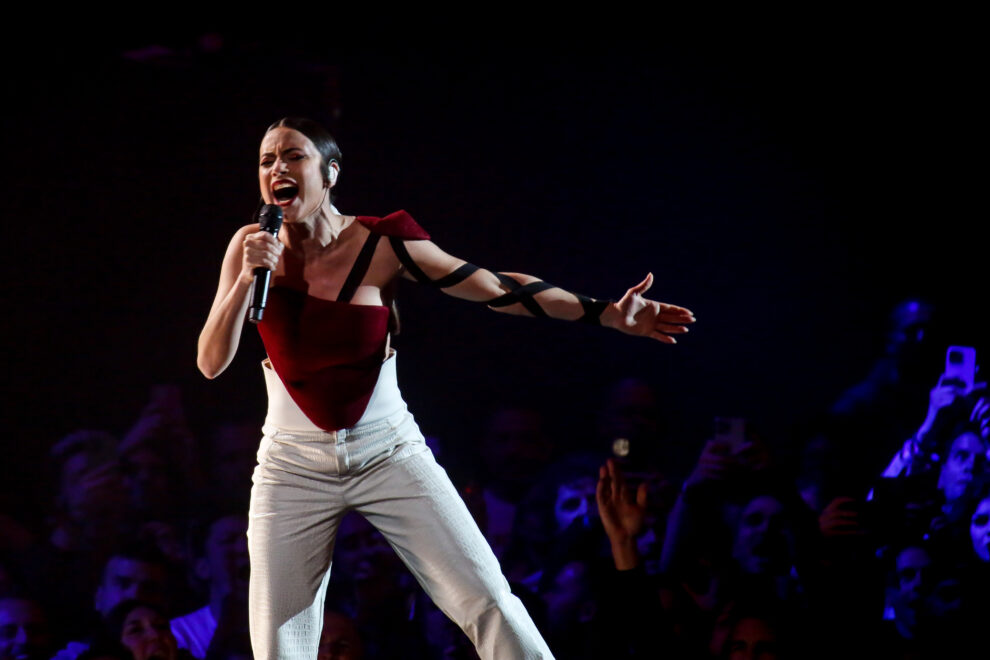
[248,355,553,659]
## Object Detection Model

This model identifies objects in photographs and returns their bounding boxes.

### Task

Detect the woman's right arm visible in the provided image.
[197,225,282,378]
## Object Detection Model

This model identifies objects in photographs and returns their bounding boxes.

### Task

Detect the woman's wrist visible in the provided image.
[609,537,640,571]
[598,301,622,329]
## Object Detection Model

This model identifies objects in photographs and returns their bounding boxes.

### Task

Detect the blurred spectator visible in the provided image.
[100,600,192,660]
[712,603,793,660]
[966,479,990,563]
[596,377,689,481]
[935,429,986,513]
[0,596,52,660]
[501,452,607,587]
[203,422,259,513]
[49,430,130,555]
[118,386,199,524]
[51,543,171,660]
[317,609,363,660]
[170,514,249,659]
[539,558,609,659]
[13,431,131,636]
[326,513,428,659]
[472,406,556,559]
[830,299,941,488]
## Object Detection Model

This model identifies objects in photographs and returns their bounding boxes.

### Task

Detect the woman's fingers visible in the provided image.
[243,231,283,271]
[630,273,654,295]
[657,323,690,334]
[650,331,677,344]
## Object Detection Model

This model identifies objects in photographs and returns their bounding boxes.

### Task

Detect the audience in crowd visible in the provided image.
[0,322,986,658]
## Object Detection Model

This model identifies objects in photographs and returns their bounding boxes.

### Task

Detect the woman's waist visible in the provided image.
[262,349,406,433]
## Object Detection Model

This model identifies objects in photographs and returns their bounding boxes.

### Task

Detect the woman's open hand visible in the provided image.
[601,273,695,343]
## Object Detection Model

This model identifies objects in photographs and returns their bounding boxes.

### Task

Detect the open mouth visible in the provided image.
[272,181,299,204]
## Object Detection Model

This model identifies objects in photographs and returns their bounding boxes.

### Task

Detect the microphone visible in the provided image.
[248,204,283,323]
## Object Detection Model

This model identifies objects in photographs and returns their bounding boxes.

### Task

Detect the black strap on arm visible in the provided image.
[389,237,480,289]
[389,236,608,323]
[487,274,554,318]
[575,294,609,325]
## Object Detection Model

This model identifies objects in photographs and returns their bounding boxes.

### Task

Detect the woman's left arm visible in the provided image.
[392,239,695,343]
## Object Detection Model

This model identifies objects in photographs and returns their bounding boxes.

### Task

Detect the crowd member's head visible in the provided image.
[731,495,793,577]
[0,596,52,660]
[190,513,249,605]
[937,428,987,506]
[728,484,810,580]
[49,430,129,529]
[710,601,792,660]
[118,386,196,523]
[478,406,555,501]
[531,452,606,536]
[970,493,990,563]
[537,558,608,659]
[103,600,179,660]
[948,476,990,564]
[318,610,363,660]
[888,543,932,640]
[885,299,935,362]
[94,545,170,619]
[331,513,409,606]
[540,559,600,635]
[205,423,259,511]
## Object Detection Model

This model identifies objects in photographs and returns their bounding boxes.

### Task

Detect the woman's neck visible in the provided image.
[280,202,348,251]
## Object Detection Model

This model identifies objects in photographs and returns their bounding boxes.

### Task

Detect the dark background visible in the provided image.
[4,30,984,507]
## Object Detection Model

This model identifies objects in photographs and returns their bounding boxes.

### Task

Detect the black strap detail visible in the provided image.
[337,232,382,303]
[389,236,595,321]
[432,262,481,288]
[389,237,431,284]
[390,237,480,289]
[576,294,609,324]
[487,274,554,318]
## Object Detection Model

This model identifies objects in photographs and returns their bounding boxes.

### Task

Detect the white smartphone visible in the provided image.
[944,345,977,390]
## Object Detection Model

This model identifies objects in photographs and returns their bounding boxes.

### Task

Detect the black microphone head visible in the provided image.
[257,204,284,234]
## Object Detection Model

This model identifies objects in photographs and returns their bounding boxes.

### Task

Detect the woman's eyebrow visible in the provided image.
[261,147,305,158]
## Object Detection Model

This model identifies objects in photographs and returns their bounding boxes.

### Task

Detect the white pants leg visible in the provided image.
[247,410,553,660]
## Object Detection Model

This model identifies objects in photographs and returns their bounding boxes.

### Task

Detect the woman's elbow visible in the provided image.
[196,347,228,380]
[197,356,221,379]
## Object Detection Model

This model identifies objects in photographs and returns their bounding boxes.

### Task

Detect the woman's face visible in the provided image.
[120,606,176,660]
[971,497,990,562]
[259,127,335,223]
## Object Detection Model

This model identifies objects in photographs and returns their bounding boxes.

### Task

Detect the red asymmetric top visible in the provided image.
[256,210,429,431]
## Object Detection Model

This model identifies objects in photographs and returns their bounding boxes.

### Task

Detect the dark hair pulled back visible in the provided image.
[266,117,343,200]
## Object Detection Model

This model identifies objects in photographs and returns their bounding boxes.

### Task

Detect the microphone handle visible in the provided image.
[248,267,273,323]
[247,204,283,324]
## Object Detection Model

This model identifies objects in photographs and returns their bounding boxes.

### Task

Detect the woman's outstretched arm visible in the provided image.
[390,238,695,342]
[197,225,283,378]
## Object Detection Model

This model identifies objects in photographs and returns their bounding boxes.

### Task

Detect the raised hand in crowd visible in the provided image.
[596,459,648,570]
[817,496,867,539]
[682,435,770,493]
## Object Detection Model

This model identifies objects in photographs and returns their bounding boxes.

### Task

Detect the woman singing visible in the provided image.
[197,117,695,659]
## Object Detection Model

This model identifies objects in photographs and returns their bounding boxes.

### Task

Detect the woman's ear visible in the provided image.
[327,159,340,188]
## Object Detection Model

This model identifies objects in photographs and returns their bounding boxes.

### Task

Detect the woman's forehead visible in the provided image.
[260,127,314,154]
